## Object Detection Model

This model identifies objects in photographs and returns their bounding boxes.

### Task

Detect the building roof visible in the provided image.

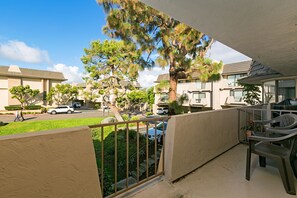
[222,61,251,75]
[155,73,169,83]
[0,65,66,81]
[239,60,283,85]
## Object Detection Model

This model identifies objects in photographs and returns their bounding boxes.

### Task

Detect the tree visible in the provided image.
[46,84,79,105]
[146,87,155,110]
[240,83,262,105]
[155,80,169,93]
[81,39,142,105]
[9,85,40,108]
[127,90,148,110]
[97,0,220,105]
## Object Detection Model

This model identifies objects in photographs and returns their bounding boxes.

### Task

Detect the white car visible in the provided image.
[47,105,74,115]
[156,107,169,115]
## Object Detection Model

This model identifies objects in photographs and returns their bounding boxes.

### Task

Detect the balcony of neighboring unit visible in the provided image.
[222,96,247,108]
[157,95,169,105]
[189,98,208,107]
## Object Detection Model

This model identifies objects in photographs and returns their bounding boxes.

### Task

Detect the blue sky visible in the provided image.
[0,0,250,87]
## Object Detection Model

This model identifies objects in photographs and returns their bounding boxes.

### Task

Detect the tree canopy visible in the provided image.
[9,85,40,108]
[82,39,142,105]
[46,84,79,105]
[97,0,220,105]
[146,87,155,110]
[240,83,262,105]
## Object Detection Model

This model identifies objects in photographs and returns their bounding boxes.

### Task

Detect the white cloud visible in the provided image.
[207,41,251,64]
[138,66,168,88]
[48,63,84,83]
[0,40,50,63]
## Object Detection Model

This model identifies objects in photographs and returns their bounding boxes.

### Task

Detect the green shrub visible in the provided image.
[146,112,153,116]
[94,104,100,109]
[121,114,129,121]
[24,105,41,110]
[40,107,48,113]
[4,105,22,111]
[130,115,140,121]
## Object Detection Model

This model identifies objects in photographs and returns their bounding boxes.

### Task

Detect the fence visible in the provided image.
[89,116,169,197]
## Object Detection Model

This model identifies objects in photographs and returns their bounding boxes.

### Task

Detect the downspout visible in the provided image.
[210,81,213,109]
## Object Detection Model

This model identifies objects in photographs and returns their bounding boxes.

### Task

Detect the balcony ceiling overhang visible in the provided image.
[140,0,297,75]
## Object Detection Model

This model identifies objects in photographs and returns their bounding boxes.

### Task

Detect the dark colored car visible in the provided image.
[272,99,297,117]
[273,99,297,110]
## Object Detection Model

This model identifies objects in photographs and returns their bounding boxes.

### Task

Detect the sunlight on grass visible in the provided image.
[0,117,104,136]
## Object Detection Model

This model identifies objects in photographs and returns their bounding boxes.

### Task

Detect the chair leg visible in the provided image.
[246,148,251,180]
[259,156,266,167]
[276,158,296,195]
[290,157,297,178]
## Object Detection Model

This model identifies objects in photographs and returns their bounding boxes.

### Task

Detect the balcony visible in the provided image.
[0,107,296,197]
[127,144,293,198]
[189,98,208,107]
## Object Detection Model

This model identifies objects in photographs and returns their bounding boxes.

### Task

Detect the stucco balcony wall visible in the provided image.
[165,108,239,181]
[0,126,102,198]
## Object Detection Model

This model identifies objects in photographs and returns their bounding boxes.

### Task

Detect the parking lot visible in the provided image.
[0,109,113,123]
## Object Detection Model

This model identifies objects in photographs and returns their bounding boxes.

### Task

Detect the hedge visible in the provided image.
[25,105,42,110]
[4,105,42,111]
[4,105,22,111]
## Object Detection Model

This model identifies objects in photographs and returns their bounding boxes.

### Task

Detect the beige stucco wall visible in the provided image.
[165,108,239,181]
[0,126,102,198]
[8,77,21,105]
[50,80,62,89]
[0,77,8,110]
[22,78,42,90]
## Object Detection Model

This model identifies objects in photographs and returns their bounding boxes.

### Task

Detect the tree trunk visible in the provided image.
[169,57,178,102]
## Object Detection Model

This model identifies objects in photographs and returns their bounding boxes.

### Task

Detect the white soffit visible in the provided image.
[140,0,297,75]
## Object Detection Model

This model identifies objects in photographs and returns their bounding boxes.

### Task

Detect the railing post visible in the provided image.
[126,123,129,189]
[136,122,140,183]
[101,126,104,196]
[114,124,117,194]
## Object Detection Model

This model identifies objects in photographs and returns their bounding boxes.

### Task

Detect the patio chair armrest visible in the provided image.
[253,120,271,125]
[266,128,297,135]
[248,129,297,142]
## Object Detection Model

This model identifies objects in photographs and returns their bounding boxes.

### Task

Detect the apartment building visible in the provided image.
[75,80,141,108]
[0,65,66,110]
[154,61,254,113]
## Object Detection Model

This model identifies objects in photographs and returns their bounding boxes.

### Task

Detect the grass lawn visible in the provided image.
[0,117,104,136]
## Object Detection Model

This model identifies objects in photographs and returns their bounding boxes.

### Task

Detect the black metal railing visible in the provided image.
[89,116,169,197]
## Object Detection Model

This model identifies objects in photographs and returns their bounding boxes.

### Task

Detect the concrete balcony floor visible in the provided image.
[125,144,296,198]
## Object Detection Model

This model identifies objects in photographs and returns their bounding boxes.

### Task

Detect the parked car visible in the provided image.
[72,102,81,108]
[156,107,168,115]
[102,105,111,110]
[272,99,297,117]
[147,122,167,143]
[47,105,74,115]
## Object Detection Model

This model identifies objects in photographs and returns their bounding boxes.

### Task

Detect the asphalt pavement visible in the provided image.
[0,109,113,123]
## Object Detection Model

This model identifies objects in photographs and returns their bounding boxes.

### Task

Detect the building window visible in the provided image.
[193,92,206,103]
[264,81,276,103]
[227,74,246,87]
[230,90,245,102]
[195,80,206,89]
[277,79,296,102]
[159,93,169,103]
